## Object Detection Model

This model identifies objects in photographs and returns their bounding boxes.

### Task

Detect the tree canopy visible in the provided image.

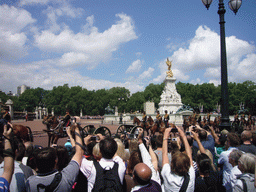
[1,80,256,116]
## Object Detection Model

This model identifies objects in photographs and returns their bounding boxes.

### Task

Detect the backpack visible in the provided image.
[37,172,62,192]
[92,161,123,192]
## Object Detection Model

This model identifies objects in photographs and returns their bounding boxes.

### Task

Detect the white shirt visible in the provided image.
[161,164,195,192]
[218,147,237,187]
[80,156,126,192]
[131,143,161,192]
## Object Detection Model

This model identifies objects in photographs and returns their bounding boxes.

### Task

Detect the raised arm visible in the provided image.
[1,124,14,184]
[162,128,172,166]
[177,126,193,166]
[192,131,206,154]
[71,125,84,166]
[145,136,158,172]
[209,126,219,144]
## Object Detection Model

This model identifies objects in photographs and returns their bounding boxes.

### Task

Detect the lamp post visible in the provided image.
[201,0,242,131]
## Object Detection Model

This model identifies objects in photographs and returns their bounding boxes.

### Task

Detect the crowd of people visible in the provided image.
[0,111,256,192]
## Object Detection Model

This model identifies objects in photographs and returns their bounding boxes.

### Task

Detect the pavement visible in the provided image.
[11,119,122,147]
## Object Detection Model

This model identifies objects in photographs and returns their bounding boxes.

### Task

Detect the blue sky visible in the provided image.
[0,0,255,94]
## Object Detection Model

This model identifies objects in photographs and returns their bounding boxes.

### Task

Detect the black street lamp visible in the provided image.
[201,0,242,131]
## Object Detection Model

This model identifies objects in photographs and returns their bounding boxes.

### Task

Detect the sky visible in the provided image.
[0,0,255,95]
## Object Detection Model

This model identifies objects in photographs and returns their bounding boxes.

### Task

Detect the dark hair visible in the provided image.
[55,146,70,171]
[198,130,207,141]
[36,147,57,173]
[171,152,190,176]
[99,138,117,159]
[16,142,26,161]
[227,133,240,147]
[197,153,211,175]
[155,135,163,148]
[127,151,142,175]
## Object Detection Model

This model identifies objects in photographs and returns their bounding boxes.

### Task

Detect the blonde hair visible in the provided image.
[93,143,102,161]
[114,138,130,161]
[197,149,216,172]
[239,153,256,174]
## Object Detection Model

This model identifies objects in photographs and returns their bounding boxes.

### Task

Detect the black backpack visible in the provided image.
[92,161,123,192]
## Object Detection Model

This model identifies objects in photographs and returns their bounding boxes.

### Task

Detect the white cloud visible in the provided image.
[42,3,83,33]
[0,60,144,94]
[34,13,138,69]
[0,5,36,59]
[126,59,142,73]
[138,67,154,79]
[58,52,89,66]
[19,0,50,6]
[166,25,256,85]
[190,78,202,85]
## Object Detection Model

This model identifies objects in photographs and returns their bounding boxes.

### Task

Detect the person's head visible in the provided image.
[35,147,57,173]
[228,149,243,167]
[55,146,70,171]
[99,137,117,159]
[114,138,129,161]
[93,143,102,161]
[165,110,168,114]
[127,151,142,175]
[129,139,139,154]
[133,163,152,185]
[197,149,216,172]
[226,133,240,147]
[15,141,26,161]
[196,153,211,176]
[238,153,256,174]
[157,110,159,114]
[198,130,207,141]
[241,131,252,143]
[186,136,194,147]
[171,152,190,176]
[155,134,163,148]
[65,109,70,115]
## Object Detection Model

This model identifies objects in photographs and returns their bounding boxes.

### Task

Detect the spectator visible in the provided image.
[0,131,34,192]
[237,130,256,155]
[153,134,172,171]
[192,126,215,160]
[161,127,195,192]
[114,138,130,162]
[130,129,161,191]
[26,125,84,192]
[195,153,218,192]
[80,137,126,191]
[218,132,240,191]
[132,163,161,192]
[233,153,256,192]
[226,149,243,191]
[0,124,14,192]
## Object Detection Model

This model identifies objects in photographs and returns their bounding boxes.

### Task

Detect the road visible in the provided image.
[12,119,121,147]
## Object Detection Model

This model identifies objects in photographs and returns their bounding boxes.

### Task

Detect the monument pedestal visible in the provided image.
[158,77,183,114]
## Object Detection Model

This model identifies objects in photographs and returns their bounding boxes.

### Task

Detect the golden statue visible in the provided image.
[166,58,173,77]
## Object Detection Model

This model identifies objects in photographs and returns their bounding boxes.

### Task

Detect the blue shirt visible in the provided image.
[0,177,9,192]
[193,135,215,158]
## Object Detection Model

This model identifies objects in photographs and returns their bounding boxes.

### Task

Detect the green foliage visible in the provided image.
[1,80,256,116]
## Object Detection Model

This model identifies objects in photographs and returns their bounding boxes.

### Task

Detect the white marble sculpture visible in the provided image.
[158,59,183,114]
